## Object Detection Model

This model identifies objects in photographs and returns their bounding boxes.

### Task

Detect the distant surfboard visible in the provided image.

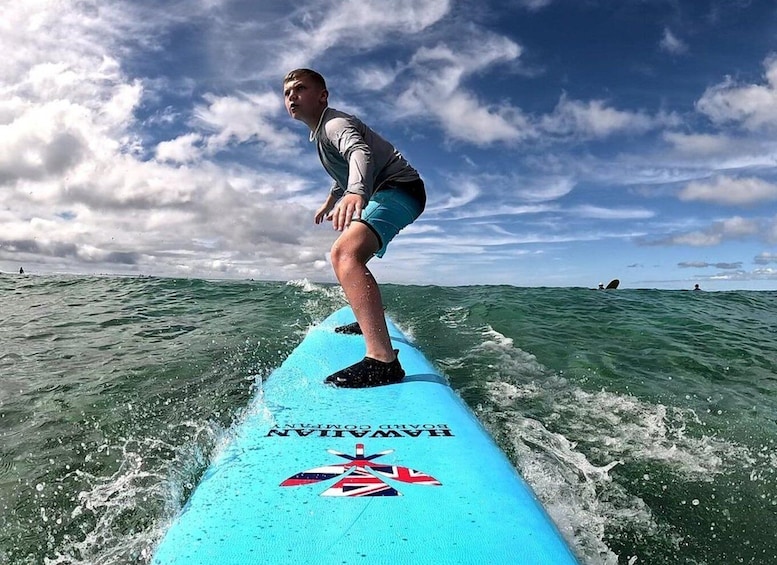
[152,307,579,564]
[605,279,619,289]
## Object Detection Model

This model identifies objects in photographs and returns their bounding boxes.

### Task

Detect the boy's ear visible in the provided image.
[320,88,329,104]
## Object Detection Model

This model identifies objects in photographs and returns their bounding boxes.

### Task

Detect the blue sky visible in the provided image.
[2,0,776,289]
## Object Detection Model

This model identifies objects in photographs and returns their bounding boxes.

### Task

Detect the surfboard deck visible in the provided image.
[152,307,578,565]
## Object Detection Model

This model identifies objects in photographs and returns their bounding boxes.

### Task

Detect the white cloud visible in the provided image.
[755,251,777,264]
[655,216,764,247]
[432,90,530,144]
[668,231,719,246]
[351,66,403,91]
[279,0,450,71]
[426,172,573,220]
[678,261,742,270]
[659,28,687,55]
[396,35,532,145]
[412,171,598,229]
[751,267,777,279]
[679,176,777,205]
[571,205,655,220]
[517,176,576,202]
[717,216,763,237]
[695,265,777,283]
[662,131,734,156]
[426,178,481,214]
[0,59,142,188]
[515,0,553,10]
[193,92,299,157]
[1,160,330,278]
[696,54,777,130]
[0,1,336,279]
[541,95,675,139]
[155,133,204,163]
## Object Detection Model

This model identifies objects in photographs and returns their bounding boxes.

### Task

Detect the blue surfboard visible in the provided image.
[152,307,578,564]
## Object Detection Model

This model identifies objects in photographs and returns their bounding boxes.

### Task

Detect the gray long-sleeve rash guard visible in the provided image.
[311,107,420,202]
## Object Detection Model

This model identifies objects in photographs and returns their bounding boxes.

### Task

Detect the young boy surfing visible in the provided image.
[282,68,426,388]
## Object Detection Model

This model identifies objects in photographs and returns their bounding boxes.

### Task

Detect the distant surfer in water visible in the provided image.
[283,69,426,388]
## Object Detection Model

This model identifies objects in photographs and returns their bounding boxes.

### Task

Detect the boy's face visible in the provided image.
[283,76,327,125]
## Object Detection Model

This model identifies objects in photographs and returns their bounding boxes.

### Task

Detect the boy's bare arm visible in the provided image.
[314,192,338,224]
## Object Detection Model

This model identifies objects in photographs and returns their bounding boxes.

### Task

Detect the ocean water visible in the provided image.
[1,275,775,565]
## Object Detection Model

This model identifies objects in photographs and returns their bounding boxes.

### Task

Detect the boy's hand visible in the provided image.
[331,193,364,231]
[314,193,337,224]
[314,203,332,224]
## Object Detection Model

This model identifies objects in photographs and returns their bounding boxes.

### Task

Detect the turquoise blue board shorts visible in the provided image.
[358,184,425,258]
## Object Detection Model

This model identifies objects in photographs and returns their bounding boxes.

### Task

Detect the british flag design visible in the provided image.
[280,443,441,497]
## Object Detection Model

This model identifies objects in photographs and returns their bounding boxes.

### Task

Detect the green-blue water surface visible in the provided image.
[1,276,775,564]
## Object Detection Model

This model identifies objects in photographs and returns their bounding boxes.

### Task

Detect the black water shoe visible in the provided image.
[334,321,362,335]
[325,350,404,388]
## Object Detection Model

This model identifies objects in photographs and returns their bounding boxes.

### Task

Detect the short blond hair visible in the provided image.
[283,68,327,90]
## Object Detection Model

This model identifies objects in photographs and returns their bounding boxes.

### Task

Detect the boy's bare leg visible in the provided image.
[330,222,395,363]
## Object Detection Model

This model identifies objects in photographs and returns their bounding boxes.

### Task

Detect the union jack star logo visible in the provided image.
[280,443,442,497]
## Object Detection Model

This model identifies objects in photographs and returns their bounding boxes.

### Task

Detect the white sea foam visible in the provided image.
[558,389,753,477]
[479,382,691,565]
[474,324,549,380]
[460,321,754,564]
[389,312,416,343]
[439,306,468,329]
[497,414,630,565]
[285,278,320,293]
[286,278,343,301]
[286,278,348,327]
[42,422,227,565]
